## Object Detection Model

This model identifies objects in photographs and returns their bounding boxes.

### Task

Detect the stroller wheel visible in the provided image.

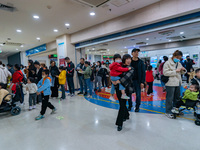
[195,120,200,126]
[11,106,21,116]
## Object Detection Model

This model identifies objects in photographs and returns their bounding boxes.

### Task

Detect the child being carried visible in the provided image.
[109,54,131,99]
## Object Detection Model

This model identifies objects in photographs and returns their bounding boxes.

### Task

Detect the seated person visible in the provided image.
[0,83,11,105]
[172,84,199,114]
[191,68,200,91]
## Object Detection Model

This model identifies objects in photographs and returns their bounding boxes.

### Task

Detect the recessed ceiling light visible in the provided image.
[54,29,58,32]
[65,23,70,27]
[169,39,172,42]
[92,48,95,50]
[36,37,40,40]
[146,43,149,45]
[180,32,184,35]
[33,15,39,19]
[107,49,109,51]
[16,29,22,33]
[20,45,24,47]
[16,48,18,50]
[90,12,95,16]
[121,51,123,52]
[124,47,127,48]
[146,38,149,40]
[0,44,3,46]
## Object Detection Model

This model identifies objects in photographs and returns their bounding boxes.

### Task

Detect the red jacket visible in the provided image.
[109,62,129,76]
[146,70,154,82]
[12,70,23,83]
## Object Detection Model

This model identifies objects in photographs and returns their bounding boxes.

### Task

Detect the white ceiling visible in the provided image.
[85,21,200,55]
[0,0,161,57]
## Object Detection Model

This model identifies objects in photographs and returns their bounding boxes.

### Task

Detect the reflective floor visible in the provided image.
[1,83,200,150]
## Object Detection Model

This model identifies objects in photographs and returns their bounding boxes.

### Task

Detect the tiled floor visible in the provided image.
[0,82,200,150]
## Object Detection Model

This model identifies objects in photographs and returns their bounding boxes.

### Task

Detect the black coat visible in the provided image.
[35,68,43,84]
[130,58,145,84]
[50,65,59,77]
[66,61,75,77]
[184,59,195,72]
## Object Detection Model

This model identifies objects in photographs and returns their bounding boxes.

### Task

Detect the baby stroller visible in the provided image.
[173,96,200,126]
[0,83,22,116]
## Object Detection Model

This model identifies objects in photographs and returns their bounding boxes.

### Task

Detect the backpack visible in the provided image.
[17,72,27,84]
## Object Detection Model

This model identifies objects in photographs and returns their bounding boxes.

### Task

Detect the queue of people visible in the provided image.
[1,48,200,131]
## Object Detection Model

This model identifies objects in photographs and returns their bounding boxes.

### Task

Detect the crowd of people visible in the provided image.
[1,48,200,131]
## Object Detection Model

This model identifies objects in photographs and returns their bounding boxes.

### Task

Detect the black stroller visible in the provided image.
[0,84,22,116]
[173,98,200,126]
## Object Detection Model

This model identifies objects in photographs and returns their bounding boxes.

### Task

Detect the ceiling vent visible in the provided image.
[158,30,175,36]
[99,43,108,47]
[72,0,110,7]
[167,36,186,40]
[1,41,23,47]
[110,0,130,7]
[0,3,16,12]
[136,42,146,45]
[97,49,107,51]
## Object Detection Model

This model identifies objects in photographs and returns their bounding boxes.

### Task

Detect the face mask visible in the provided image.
[42,75,46,79]
[173,58,180,63]
[106,62,109,64]
[115,60,122,63]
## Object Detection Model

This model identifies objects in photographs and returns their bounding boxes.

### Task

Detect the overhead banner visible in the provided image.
[26,44,46,56]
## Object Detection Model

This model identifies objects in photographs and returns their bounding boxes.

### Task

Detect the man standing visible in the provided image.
[184,56,195,83]
[65,57,75,97]
[0,61,11,89]
[129,48,145,112]
[75,58,85,95]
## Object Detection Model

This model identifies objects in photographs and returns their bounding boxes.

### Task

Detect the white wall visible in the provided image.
[29,55,50,68]
[0,57,8,65]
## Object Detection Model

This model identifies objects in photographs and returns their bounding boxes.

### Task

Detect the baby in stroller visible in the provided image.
[0,83,21,115]
[171,84,200,125]
[0,83,11,105]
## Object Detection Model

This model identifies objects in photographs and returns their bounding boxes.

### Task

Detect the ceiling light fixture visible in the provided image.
[121,51,123,52]
[20,45,24,47]
[180,32,184,35]
[169,39,172,42]
[90,12,95,16]
[146,43,149,45]
[65,23,70,27]
[33,15,40,19]
[124,47,127,48]
[54,29,58,32]
[16,29,22,33]
[36,37,40,40]
[107,49,109,51]
[146,38,149,40]
[16,48,18,50]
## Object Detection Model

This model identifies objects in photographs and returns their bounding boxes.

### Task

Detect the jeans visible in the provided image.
[95,76,102,90]
[60,84,66,99]
[165,86,180,114]
[102,75,108,87]
[40,94,55,115]
[84,78,93,96]
[111,76,125,91]
[128,80,141,108]
[29,93,37,106]
[147,82,153,95]
[67,77,75,94]
[78,76,84,93]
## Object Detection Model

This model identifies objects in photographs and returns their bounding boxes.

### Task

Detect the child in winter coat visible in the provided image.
[56,66,66,100]
[109,54,131,99]
[146,65,154,96]
[26,77,38,110]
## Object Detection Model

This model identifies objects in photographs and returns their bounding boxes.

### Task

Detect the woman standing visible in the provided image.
[49,61,59,98]
[12,64,24,104]
[94,61,104,92]
[28,60,36,78]
[114,54,133,131]
[163,50,186,119]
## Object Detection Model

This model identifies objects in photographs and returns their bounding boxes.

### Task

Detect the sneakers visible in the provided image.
[87,95,92,98]
[68,94,71,96]
[171,107,179,114]
[77,92,83,95]
[135,107,140,112]
[109,96,115,101]
[33,105,36,109]
[121,94,130,99]
[51,108,57,114]
[147,94,151,96]
[165,113,174,119]
[117,126,122,131]
[35,115,45,120]
[71,94,74,97]
[84,92,88,96]
[29,106,32,111]
[98,89,101,92]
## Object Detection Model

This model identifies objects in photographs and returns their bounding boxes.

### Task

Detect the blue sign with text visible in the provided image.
[26,44,47,56]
